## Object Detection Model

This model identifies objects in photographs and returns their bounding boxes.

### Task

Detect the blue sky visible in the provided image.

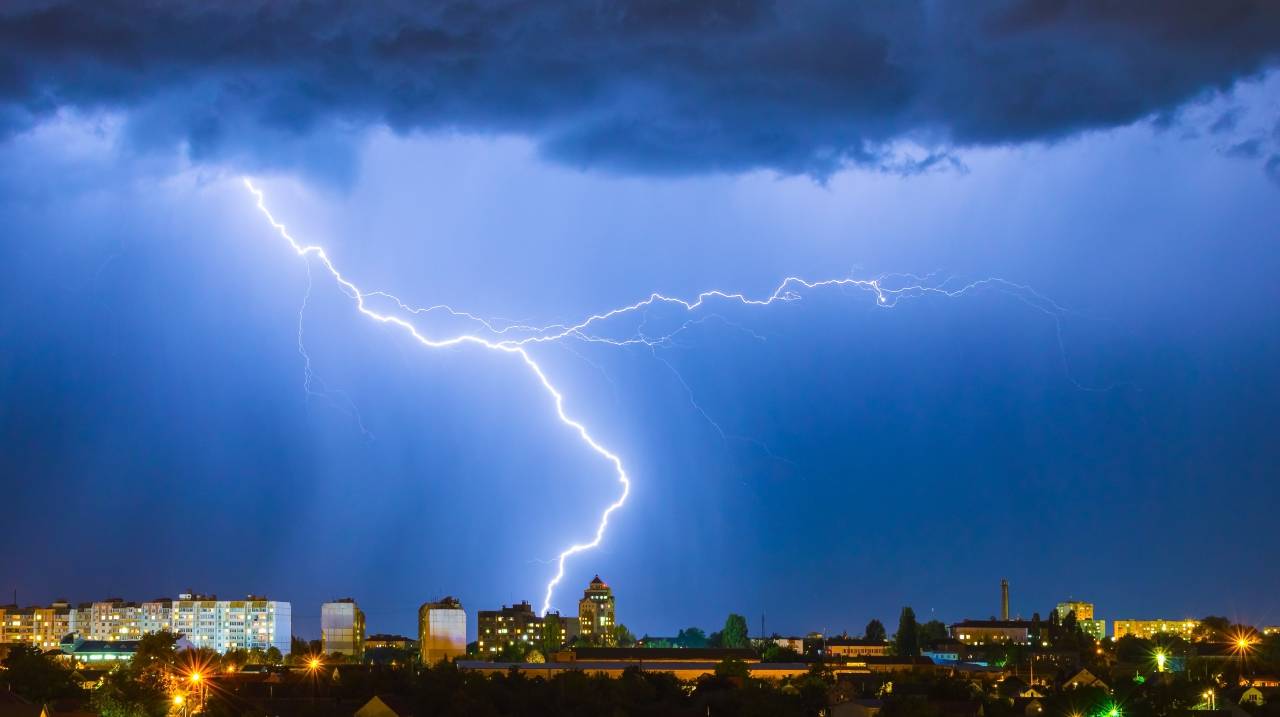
[2,1,1279,640]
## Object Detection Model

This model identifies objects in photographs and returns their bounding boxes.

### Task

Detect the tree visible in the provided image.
[133,630,180,670]
[721,614,751,649]
[540,613,565,656]
[93,665,169,717]
[0,643,81,704]
[613,623,638,647]
[919,620,948,645]
[676,627,708,648]
[760,642,804,663]
[1197,616,1231,641]
[713,657,750,680]
[290,635,310,657]
[895,607,920,657]
[264,646,283,665]
[865,619,888,643]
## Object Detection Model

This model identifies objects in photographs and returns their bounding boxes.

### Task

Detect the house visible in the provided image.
[1232,686,1268,706]
[831,698,884,717]
[356,695,414,717]
[1014,697,1045,716]
[1063,668,1108,691]
[0,691,41,717]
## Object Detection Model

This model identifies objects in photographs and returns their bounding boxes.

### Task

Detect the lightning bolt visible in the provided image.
[242,178,1109,615]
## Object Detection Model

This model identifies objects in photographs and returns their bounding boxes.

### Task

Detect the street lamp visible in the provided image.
[187,671,205,712]
[1154,649,1167,673]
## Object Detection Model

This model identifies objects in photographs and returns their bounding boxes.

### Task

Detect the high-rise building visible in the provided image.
[1055,601,1105,640]
[321,599,366,658]
[3,594,290,654]
[1112,619,1199,641]
[475,601,573,656]
[0,601,74,649]
[578,575,616,646]
[418,597,466,664]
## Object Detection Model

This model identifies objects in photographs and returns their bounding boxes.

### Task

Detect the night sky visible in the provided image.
[2,1,1279,641]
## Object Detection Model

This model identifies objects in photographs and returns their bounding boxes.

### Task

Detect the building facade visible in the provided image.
[578,575,616,646]
[0,601,74,649]
[475,601,574,656]
[950,620,1034,645]
[1055,601,1106,640]
[2,594,289,654]
[321,599,366,658]
[825,638,891,659]
[1112,619,1200,641]
[418,597,466,664]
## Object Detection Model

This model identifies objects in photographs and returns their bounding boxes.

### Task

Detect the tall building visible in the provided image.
[0,601,74,649]
[475,601,573,656]
[418,596,466,664]
[1055,601,1105,640]
[1112,619,1200,641]
[1000,579,1010,621]
[2,594,290,654]
[321,599,365,658]
[578,575,616,646]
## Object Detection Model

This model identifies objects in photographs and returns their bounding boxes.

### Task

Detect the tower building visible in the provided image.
[1000,579,1009,621]
[418,596,466,664]
[320,598,365,658]
[578,575,616,646]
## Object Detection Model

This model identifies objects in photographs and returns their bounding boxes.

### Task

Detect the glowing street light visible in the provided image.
[172,695,184,706]
[1154,649,1167,672]
[307,657,322,671]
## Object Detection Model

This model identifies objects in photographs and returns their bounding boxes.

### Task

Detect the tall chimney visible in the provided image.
[1000,578,1009,621]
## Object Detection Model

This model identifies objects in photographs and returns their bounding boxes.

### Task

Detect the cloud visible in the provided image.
[1266,154,1280,186]
[2,0,1278,179]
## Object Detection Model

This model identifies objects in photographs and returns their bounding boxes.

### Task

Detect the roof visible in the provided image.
[827,639,890,647]
[572,647,756,661]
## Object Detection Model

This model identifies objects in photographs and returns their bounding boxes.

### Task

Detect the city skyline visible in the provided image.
[4,578,1272,647]
[3,1,1280,644]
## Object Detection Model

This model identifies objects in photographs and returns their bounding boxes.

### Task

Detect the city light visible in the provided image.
[308,657,322,671]
[188,671,202,684]
[172,695,184,706]
[1154,649,1167,672]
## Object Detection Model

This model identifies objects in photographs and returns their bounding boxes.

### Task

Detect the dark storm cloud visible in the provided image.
[1,0,1278,177]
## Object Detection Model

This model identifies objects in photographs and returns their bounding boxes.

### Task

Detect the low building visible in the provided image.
[951,620,1034,645]
[1112,619,1199,641]
[321,599,366,658]
[825,638,891,660]
[768,636,806,654]
[1062,668,1108,691]
[418,597,466,664]
[365,634,416,651]
[923,639,965,664]
[57,637,139,664]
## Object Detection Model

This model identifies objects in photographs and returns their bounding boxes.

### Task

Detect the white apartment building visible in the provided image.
[3,593,290,654]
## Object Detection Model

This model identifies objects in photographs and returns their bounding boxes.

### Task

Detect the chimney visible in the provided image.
[1000,579,1009,621]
